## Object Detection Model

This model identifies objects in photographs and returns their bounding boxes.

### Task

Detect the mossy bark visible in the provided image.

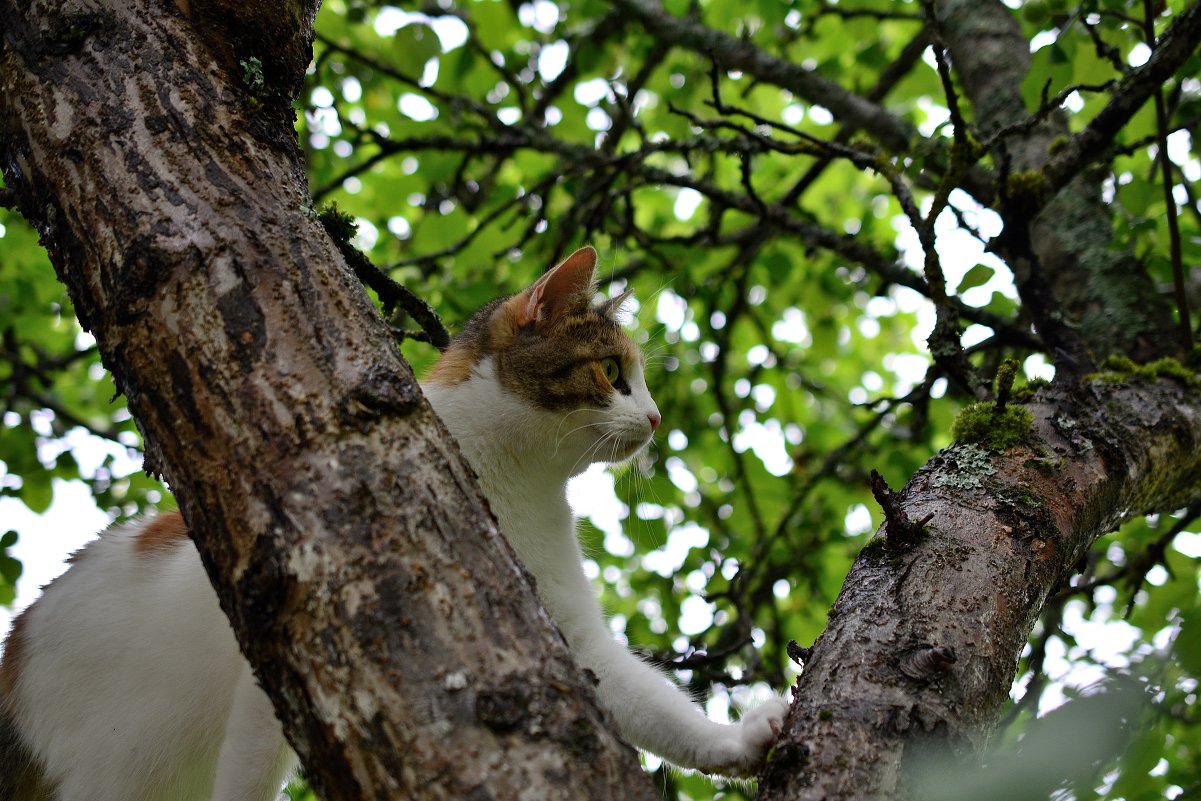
[758,3,1201,799]
[0,1,657,799]
[937,0,1178,362]
[760,377,1201,801]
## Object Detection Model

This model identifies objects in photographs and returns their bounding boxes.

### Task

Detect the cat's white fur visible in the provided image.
[5,520,297,801]
[0,254,787,800]
[424,355,787,774]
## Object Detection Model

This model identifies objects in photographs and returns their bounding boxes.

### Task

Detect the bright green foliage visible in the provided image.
[0,206,157,527]
[2,0,1200,799]
[0,531,19,606]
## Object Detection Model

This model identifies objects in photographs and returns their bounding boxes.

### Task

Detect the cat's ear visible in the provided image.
[519,246,597,328]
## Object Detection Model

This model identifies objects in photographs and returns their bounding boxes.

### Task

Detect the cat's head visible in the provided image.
[425,247,660,475]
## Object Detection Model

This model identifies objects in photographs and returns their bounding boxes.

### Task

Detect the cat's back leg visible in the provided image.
[208,661,297,801]
[3,515,247,801]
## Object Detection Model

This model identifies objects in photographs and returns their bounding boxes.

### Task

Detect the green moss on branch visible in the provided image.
[951,402,1034,449]
[1086,355,1201,389]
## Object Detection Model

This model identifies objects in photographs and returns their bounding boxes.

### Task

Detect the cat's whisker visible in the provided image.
[551,407,606,437]
[554,416,605,441]
[640,343,669,362]
[564,425,609,474]
[549,408,613,458]
[569,427,627,475]
[553,420,613,460]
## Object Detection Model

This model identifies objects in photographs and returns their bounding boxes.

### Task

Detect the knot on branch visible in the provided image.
[786,640,813,668]
[869,469,932,553]
[897,644,957,681]
[476,681,530,733]
[476,670,606,758]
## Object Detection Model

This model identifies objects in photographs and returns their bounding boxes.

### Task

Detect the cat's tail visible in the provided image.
[0,705,52,801]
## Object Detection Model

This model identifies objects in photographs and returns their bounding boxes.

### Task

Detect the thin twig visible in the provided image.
[1041,1,1201,205]
[318,209,452,350]
[1142,0,1192,352]
[1060,503,1201,603]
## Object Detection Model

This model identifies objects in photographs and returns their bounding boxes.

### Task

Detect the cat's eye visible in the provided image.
[600,357,621,385]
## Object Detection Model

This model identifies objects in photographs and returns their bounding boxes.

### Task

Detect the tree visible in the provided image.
[0,2,655,800]
[1,0,1199,800]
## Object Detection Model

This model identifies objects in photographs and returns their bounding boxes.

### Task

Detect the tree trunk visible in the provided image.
[937,0,1180,362]
[0,1,658,799]
[757,3,1201,799]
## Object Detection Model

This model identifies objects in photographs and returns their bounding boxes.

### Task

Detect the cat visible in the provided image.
[0,246,788,801]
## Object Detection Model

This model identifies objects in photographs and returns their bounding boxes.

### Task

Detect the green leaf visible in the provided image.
[1021,43,1075,110]
[954,264,994,294]
[20,473,54,514]
[0,553,20,586]
[1175,608,1201,676]
[391,23,441,79]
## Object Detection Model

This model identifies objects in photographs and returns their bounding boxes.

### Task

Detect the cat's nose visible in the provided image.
[647,411,662,431]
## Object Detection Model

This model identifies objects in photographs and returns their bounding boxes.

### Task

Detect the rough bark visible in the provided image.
[938,0,1187,363]
[757,3,1201,799]
[0,1,658,800]
[759,377,1201,800]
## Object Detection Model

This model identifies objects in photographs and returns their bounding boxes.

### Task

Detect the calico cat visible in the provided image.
[0,246,787,801]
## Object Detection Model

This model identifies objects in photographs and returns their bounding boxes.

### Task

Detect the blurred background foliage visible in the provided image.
[3,0,1200,799]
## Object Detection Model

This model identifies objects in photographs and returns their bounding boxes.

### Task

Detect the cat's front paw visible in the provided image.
[704,696,790,777]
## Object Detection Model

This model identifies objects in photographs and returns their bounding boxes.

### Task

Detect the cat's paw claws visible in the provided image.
[707,696,790,777]
[741,695,788,744]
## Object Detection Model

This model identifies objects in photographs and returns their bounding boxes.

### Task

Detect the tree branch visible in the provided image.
[1040,1,1201,202]
[606,0,917,151]
[317,204,451,350]
[760,376,1201,800]
[939,0,1180,362]
[1141,0,1192,352]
